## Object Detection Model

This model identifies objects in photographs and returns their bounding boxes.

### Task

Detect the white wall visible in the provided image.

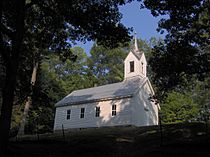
[132,80,158,126]
[124,52,140,79]
[139,53,147,77]
[54,98,133,131]
[131,91,147,126]
[124,52,147,79]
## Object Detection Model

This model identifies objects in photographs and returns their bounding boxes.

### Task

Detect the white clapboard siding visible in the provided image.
[131,80,158,127]
[54,98,132,130]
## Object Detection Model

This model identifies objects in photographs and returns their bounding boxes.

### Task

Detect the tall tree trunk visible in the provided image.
[18,62,38,135]
[0,0,3,112]
[0,0,25,156]
[0,65,19,156]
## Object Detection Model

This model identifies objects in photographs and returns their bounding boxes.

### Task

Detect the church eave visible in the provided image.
[55,95,133,107]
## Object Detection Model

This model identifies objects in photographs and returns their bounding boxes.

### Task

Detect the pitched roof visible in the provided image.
[55,76,147,107]
[130,34,144,60]
[131,50,143,60]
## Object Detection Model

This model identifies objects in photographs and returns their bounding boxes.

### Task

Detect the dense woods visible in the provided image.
[142,0,210,123]
[0,0,210,156]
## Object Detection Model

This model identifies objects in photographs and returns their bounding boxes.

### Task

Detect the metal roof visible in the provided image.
[55,76,147,107]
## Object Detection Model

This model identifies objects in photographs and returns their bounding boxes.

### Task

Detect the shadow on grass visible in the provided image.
[8,122,210,157]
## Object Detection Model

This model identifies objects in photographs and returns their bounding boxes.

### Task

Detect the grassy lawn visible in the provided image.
[8,123,210,157]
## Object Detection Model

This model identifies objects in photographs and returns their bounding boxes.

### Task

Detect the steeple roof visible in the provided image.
[130,33,143,60]
[134,32,138,52]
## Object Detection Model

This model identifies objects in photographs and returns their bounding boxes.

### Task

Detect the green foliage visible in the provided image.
[1,0,133,106]
[160,75,210,124]
[25,47,89,134]
[87,44,128,86]
[161,91,199,123]
[189,76,210,121]
[142,0,210,95]
[11,105,23,129]
[143,0,210,45]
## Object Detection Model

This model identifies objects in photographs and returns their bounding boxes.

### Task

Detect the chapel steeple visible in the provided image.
[134,32,138,52]
[124,33,147,79]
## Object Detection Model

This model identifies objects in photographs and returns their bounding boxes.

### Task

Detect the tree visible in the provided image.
[23,47,91,134]
[87,44,128,86]
[18,62,38,135]
[0,0,132,155]
[161,91,199,123]
[57,47,92,92]
[0,1,26,155]
[141,0,210,94]
[189,75,210,121]
[87,37,158,86]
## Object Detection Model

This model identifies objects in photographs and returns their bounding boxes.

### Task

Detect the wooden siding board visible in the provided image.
[54,98,132,130]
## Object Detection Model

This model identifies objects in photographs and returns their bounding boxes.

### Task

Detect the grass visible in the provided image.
[8,122,210,157]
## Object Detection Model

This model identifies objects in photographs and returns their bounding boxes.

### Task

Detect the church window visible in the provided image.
[130,61,134,72]
[80,108,85,118]
[95,107,100,117]
[112,105,117,116]
[66,109,71,120]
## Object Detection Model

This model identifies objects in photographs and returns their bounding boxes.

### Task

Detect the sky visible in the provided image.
[74,1,165,54]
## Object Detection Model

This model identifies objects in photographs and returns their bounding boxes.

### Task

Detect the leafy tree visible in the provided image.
[189,75,210,121]
[87,44,128,86]
[25,47,91,133]
[161,91,199,123]
[59,47,92,92]
[87,37,159,86]
[0,0,132,155]
[141,0,210,95]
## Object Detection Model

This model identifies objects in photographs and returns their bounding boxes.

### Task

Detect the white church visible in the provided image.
[53,37,159,131]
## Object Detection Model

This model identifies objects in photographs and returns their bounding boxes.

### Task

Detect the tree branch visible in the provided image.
[25,0,36,10]
[0,23,14,39]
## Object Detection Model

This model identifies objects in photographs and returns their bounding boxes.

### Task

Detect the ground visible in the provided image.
[8,123,210,157]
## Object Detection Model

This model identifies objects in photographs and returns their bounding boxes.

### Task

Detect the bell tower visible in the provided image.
[124,34,147,79]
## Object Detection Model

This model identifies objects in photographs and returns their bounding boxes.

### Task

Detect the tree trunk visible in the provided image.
[0,65,19,156]
[18,62,38,135]
[18,97,31,135]
[0,0,2,111]
[0,0,25,156]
